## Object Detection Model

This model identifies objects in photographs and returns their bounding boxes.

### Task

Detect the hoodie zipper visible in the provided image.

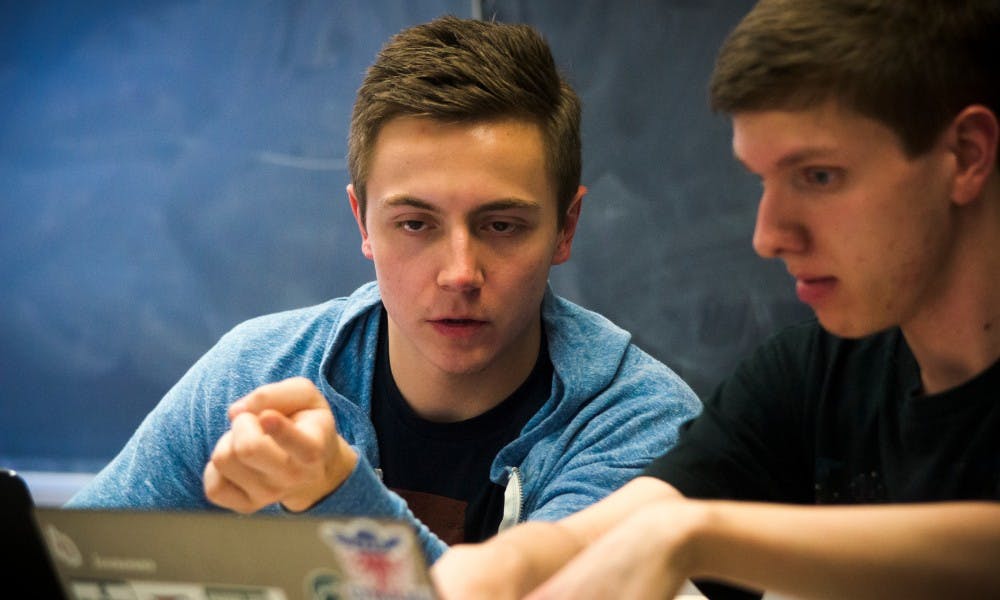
[499,466,524,532]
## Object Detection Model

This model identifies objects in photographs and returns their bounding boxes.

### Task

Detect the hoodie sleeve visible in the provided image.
[66,301,344,511]
[66,336,237,510]
[305,452,449,563]
[517,345,701,524]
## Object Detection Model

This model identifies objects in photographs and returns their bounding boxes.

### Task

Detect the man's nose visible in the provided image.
[751,186,807,259]
[437,230,485,292]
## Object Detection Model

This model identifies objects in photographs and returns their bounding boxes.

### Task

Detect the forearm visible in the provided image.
[431,477,682,598]
[494,520,586,593]
[560,476,685,544]
[488,476,683,582]
[515,477,683,589]
[688,501,1000,599]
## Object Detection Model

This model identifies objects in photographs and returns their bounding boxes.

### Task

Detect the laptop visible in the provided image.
[3,469,437,600]
[0,468,66,598]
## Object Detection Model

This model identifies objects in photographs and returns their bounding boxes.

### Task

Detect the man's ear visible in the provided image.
[948,105,999,206]
[347,184,373,259]
[552,185,586,265]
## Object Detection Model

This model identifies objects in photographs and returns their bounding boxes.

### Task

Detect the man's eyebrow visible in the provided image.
[474,198,542,214]
[775,148,839,168]
[381,196,437,211]
[379,195,542,214]
[733,147,840,173]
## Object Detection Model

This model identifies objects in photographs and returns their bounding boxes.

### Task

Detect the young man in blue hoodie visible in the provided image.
[68,16,700,564]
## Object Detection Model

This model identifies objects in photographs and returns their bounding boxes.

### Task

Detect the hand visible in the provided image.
[432,520,585,600]
[432,541,530,600]
[203,377,358,513]
[526,500,704,600]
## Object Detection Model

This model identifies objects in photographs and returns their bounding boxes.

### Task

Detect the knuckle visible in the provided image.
[209,447,225,465]
[233,484,271,511]
[232,500,256,515]
[232,435,267,461]
[245,386,271,407]
[288,376,317,397]
[210,447,231,469]
[203,480,221,501]
[288,375,311,387]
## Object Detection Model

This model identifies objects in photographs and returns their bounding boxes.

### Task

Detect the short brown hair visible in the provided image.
[348,15,581,224]
[710,0,1000,163]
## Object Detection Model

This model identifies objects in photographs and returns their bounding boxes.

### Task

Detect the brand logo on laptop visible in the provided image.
[42,523,83,568]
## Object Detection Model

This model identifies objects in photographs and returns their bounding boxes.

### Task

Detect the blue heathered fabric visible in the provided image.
[68,281,701,562]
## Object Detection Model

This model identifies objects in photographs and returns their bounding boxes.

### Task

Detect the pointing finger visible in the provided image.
[229,377,326,420]
[258,409,324,464]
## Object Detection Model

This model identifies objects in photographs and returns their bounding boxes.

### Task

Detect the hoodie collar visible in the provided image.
[318,281,633,422]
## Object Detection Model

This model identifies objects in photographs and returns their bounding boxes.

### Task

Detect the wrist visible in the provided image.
[326,437,359,493]
[527,520,586,567]
[490,520,585,593]
[642,498,714,581]
[282,439,359,512]
[673,499,718,580]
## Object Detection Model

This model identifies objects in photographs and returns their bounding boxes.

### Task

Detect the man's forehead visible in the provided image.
[730,103,884,170]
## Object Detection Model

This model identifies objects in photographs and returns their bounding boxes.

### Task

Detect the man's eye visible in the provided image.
[804,167,840,187]
[400,220,427,232]
[810,170,831,185]
[487,221,518,234]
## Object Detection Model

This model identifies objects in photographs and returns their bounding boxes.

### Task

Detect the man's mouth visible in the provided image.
[429,318,488,339]
[795,276,837,305]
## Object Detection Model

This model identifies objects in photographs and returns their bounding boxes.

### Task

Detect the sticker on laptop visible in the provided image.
[317,519,433,599]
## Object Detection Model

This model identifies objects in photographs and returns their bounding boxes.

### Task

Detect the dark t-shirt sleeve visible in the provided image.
[642,322,820,600]
[643,321,817,503]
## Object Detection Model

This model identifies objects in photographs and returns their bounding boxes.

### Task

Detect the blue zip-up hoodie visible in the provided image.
[69,282,700,562]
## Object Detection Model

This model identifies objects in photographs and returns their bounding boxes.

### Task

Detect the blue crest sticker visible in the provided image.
[318,519,434,600]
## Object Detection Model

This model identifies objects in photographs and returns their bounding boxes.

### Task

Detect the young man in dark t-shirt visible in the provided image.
[433,2,1000,598]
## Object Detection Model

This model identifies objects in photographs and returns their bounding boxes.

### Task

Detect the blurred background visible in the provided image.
[0,0,810,504]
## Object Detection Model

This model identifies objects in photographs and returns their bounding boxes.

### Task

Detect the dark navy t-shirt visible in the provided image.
[370,311,552,544]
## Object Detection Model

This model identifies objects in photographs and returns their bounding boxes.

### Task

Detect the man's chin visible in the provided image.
[433,354,494,377]
[816,312,893,340]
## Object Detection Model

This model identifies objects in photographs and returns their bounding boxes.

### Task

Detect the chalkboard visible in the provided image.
[0,1,811,475]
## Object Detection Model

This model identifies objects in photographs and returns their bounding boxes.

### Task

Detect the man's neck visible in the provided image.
[387,320,542,423]
[906,315,1000,395]
[904,183,1000,394]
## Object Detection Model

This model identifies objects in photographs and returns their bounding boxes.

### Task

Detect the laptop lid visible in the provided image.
[32,504,437,600]
[0,469,68,599]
